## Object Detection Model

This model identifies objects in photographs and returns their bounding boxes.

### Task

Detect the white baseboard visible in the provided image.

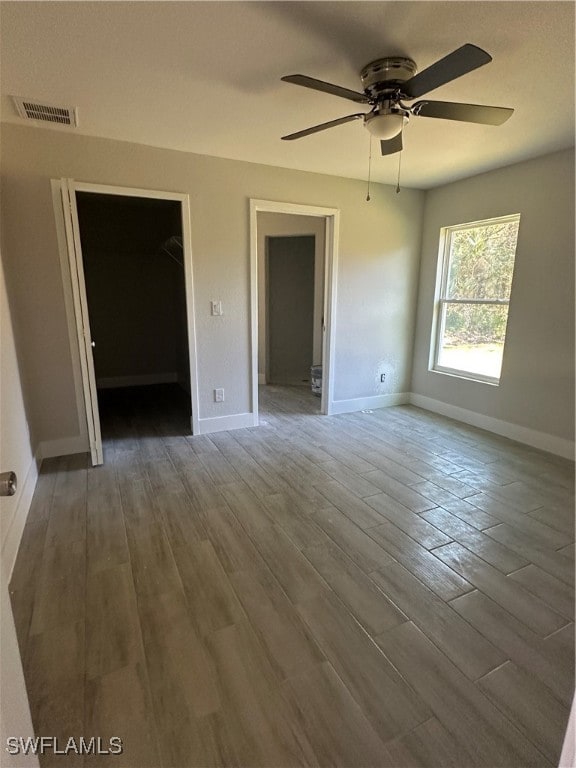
[258,373,266,385]
[409,393,575,460]
[39,435,89,459]
[96,372,178,389]
[330,392,410,416]
[197,412,256,435]
[1,450,40,580]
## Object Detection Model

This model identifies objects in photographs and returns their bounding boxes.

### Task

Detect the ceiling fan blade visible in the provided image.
[402,44,492,99]
[282,74,369,104]
[412,100,514,125]
[380,132,403,156]
[282,113,364,141]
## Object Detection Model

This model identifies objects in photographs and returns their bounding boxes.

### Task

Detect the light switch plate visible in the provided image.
[211,300,223,316]
[214,388,225,402]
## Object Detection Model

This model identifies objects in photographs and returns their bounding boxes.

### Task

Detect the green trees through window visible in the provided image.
[433,216,520,383]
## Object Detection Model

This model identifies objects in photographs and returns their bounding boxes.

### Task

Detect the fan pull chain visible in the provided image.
[366,135,372,202]
[396,149,402,194]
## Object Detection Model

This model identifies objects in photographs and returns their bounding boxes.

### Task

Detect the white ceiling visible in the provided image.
[1,1,574,188]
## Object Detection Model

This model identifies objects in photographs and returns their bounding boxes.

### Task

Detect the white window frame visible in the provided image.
[430,213,520,386]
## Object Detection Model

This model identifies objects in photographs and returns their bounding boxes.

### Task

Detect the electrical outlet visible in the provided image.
[214,388,224,402]
[380,373,386,383]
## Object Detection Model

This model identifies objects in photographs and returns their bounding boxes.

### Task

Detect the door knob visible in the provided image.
[91,341,96,348]
[0,472,17,497]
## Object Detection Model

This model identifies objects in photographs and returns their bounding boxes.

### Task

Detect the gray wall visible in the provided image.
[1,124,424,449]
[267,236,315,385]
[411,148,575,442]
[75,193,189,388]
[257,212,325,381]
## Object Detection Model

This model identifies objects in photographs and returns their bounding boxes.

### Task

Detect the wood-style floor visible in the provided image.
[10,383,575,767]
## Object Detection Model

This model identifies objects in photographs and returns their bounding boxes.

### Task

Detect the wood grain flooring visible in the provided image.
[10,383,575,767]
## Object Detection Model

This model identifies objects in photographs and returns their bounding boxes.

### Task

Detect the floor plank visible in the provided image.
[137,588,221,726]
[86,463,129,574]
[85,563,144,679]
[311,504,396,573]
[173,539,244,636]
[385,717,478,768]
[367,522,473,600]
[201,504,265,574]
[377,621,551,767]
[248,524,329,605]
[297,591,429,741]
[84,661,161,767]
[29,539,86,635]
[466,492,572,548]
[44,454,87,549]
[208,621,314,767]
[477,660,569,764]
[281,662,395,767]
[450,589,574,706]
[422,506,529,573]
[433,541,567,636]
[303,541,408,635]
[362,470,438,513]
[315,479,388,528]
[230,565,324,680]
[365,494,451,548]
[125,521,183,600]
[508,563,574,621]
[486,523,575,585]
[371,563,505,679]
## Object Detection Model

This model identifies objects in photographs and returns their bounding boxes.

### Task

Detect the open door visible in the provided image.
[60,179,103,465]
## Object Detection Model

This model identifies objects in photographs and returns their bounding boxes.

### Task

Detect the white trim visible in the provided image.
[431,366,499,387]
[249,202,259,426]
[179,193,201,436]
[197,412,254,435]
[409,393,575,460]
[39,436,89,459]
[71,182,188,201]
[50,180,89,447]
[60,178,103,465]
[250,199,340,423]
[324,212,339,416]
[52,179,201,465]
[1,451,40,580]
[331,393,410,415]
[257,373,266,385]
[96,372,178,389]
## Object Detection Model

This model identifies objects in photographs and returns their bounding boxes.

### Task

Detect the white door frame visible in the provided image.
[52,179,200,465]
[250,199,340,420]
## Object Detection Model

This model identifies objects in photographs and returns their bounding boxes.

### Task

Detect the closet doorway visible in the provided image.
[267,234,317,388]
[250,199,340,422]
[53,180,199,466]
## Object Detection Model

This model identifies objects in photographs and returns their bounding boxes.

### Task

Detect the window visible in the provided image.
[431,214,520,384]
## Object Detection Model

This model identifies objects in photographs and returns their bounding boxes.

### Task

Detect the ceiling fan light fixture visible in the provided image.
[364,110,407,139]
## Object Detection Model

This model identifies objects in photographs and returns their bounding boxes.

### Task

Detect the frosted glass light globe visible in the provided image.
[365,112,405,139]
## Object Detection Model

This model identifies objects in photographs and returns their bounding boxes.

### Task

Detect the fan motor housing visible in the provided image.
[360,57,417,97]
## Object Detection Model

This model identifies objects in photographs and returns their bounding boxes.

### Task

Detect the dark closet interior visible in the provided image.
[75,192,191,438]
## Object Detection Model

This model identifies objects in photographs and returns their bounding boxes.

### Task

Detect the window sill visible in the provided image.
[429,366,500,387]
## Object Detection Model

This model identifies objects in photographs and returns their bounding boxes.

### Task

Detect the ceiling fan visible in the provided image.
[281,44,514,155]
